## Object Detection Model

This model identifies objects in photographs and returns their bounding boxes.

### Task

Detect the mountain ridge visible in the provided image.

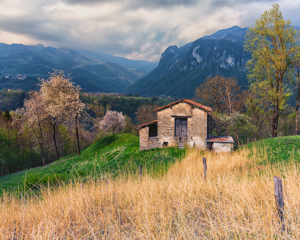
[76,49,157,73]
[126,26,250,98]
[0,43,143,93]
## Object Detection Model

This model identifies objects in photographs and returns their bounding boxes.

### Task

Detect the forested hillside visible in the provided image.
[0,43,143,93]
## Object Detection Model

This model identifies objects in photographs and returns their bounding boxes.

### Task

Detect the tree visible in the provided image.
[195,75,243,143]
[293,63,300,135]
[99,110,125,135]
[14,91,47,166]
[195,75,242,114]
[244,82,272,140]
[244,3,300,137]
[40,70,87,156]
[123,115,136,134]
[89,99,105,118]
[135,103,159,125]
[40,71,66,160]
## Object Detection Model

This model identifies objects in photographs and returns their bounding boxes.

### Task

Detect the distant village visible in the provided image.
[4,74,27,80]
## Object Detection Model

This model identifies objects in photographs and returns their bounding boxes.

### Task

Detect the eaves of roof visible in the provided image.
[135,120,158,130]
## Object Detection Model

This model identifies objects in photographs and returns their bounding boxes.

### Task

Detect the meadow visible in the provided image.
[1,136,300,238]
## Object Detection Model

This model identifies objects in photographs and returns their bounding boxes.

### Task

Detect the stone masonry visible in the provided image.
[136,99,213,151]
[139,126,159,150]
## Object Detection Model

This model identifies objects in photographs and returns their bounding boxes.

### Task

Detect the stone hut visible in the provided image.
[136,99,234,152]
[207,136,234,153]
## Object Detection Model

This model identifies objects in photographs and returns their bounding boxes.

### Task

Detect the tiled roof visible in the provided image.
[153,99,212,112]
[135,120,158,130]
[207,136,234,143]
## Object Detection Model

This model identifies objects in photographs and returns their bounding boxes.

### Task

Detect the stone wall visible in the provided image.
[139,127,148,150]
[188,108,207,149]
[139,126,159,150]
[157,107,176,147]
[213,143,233,153]
[157,102,207,149]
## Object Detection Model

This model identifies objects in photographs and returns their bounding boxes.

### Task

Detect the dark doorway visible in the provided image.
[175,118,187,137]
[149,124,157,137]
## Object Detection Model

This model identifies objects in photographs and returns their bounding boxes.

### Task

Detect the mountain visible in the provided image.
[126,26,251,98]
[0,43,143,93]
[202,25,248,43]
[77,49,158,73]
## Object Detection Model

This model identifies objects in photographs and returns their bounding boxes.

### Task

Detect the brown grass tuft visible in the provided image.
[1,148,300,239]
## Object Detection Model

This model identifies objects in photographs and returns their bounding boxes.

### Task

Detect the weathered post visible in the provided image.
[139,165,142,182]
[80,183,83,189]
[203,157,207,180]
[273,176,285,231]
[106,177,109,186]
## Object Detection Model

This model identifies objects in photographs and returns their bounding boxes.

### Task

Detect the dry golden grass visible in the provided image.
[1,148,300,239]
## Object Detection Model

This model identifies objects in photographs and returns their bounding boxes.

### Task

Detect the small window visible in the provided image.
[163,142,168,147]
[149,124,157,137]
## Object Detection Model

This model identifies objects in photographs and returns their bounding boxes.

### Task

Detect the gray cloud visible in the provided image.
[64,0,198,8]
[0,0,299,61]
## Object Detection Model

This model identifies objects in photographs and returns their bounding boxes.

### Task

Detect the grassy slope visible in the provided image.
[0,133,185,194]
[246,135,300,164]
[2,134,298,195]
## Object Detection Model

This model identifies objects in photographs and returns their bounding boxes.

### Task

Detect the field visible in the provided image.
[0,136,300,238]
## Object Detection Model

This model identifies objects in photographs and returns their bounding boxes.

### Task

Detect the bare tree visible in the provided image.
[99,110,126,135]
[195,75,242,114]
[135,103,159,125]
[195,75,243,143]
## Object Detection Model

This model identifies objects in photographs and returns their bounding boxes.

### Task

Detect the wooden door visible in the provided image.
[175,118,187,137]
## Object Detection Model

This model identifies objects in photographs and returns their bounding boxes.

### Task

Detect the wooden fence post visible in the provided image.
[203,157,207,180]
[106,177,109,186]
[273,176,285,231]
[139,165,142,182]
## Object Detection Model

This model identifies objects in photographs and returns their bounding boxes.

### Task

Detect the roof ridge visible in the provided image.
[153,98,212,112]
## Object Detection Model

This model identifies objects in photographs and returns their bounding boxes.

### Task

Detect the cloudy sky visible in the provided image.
[0,0,299,62]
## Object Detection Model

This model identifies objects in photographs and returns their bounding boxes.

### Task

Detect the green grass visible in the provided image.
[0,133,185,195]
[246,135,300,165]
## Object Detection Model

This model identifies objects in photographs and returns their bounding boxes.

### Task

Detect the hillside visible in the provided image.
[0,89,27,111]
[246,135,300,164]
[0,43,143,93]
[0,133,185,194]
[2,136,300,238]
[77,49,157,73]
[1,134,299,195]
[126,26,250,98]
[81,93,173,122]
